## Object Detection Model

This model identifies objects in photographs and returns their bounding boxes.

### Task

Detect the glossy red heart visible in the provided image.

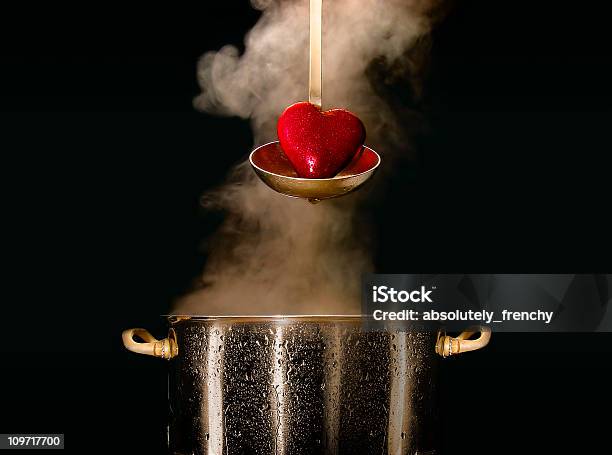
[277,102,366,178]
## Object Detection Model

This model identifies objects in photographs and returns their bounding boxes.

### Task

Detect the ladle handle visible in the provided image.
[435,326,491,358]
[122,328,177,360]
[309,0,322,107]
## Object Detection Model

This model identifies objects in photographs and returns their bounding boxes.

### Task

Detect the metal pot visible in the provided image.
[123,316,489,455]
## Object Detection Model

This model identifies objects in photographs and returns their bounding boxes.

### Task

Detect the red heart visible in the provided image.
[277,102,366,179]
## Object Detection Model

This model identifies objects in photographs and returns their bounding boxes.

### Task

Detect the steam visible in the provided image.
[176,0,443,315]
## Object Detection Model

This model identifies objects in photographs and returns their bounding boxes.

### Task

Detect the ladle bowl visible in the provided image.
[249,141,380,201]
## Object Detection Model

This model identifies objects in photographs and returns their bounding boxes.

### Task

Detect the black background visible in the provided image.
[1,0,611,453]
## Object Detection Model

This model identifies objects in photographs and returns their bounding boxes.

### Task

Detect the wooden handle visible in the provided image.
[122,328,177,360]
[435,327,491,358]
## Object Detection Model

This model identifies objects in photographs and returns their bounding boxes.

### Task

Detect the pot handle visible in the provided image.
[435,326,491,358]
[122,328,177,360]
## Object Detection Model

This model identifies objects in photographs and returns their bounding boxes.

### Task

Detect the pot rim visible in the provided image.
[165,314,365,323]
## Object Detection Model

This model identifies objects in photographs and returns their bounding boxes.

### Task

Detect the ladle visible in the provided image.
[249,0,381,203]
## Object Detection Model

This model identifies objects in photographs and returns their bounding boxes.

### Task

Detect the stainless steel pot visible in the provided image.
[123,316,490,455]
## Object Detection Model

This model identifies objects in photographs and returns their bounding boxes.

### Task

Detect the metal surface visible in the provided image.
[249,142,381,202]
[167,316,438,455]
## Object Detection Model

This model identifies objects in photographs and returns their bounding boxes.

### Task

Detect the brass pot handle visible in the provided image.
[122,328,177,360]
[435,326,491,358]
